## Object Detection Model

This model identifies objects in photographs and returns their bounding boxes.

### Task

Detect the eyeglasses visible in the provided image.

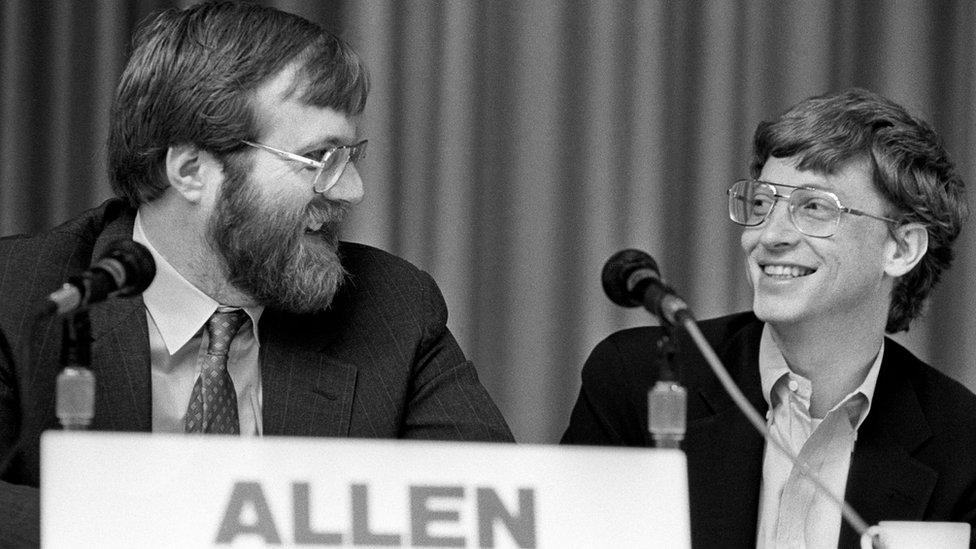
[727,179,898,238]
[241,139,368,194]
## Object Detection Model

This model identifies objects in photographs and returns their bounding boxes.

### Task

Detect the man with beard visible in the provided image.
[0,2,512,544]
[563,89,975,548]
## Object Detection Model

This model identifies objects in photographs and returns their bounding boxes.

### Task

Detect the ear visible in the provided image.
[883,223,928,278]
[164,144,223,204]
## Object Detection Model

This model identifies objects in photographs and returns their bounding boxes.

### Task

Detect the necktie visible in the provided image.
[184,308,248,434]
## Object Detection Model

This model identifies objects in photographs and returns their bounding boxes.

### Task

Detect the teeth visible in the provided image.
[762,264,813,278]
[306,209,328,233]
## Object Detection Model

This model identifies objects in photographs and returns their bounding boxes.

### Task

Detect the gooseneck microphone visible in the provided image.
[44,240,156,430]
[601,249,879,546]
[601,249,692,325]
[603,249,689,448]
[43,239,156,316]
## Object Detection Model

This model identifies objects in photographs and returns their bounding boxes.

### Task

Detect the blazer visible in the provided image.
[562,312,976,549]
[0,199,513,546]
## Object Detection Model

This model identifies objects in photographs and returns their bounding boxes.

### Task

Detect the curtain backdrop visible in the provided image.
[2,1,974,443]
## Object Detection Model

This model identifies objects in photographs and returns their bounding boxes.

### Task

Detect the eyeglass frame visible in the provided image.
[727,178,900,238]
[240,139,368,194]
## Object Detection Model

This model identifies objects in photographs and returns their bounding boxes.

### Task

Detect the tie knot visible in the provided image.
[206,308,248,356]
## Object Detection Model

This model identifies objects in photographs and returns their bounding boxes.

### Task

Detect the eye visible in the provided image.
[306,147,345,170]
[302,149,329,163]
[796,195,839,220]
[748,193,774,214]
[801,197,830,210]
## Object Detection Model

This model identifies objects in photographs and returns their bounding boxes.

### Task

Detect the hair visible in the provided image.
[750,87,968,333]
[108,1,369,206]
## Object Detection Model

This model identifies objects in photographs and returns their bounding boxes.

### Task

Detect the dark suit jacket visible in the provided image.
[562,312,976,549]
[0,199,513,546]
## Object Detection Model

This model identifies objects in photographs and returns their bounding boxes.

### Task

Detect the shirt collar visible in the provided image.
[758,323,883,426]
[133,210,263,355]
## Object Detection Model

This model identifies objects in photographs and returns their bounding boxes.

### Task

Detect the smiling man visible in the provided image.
[0,2,511,545]
[563,88,975,548]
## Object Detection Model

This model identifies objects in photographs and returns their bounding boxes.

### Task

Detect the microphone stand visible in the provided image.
[56,311,95,430]
[647,323,686,449]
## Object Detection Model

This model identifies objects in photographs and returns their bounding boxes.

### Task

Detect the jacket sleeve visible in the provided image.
[561,330,654,447]
[399,270,514,442]
[0,324,40,547]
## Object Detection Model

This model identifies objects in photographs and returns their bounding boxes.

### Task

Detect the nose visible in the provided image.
[757,197,800,247]
[321,164,364,205]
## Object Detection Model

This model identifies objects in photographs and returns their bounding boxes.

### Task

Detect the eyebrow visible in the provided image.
[761,179,839,195]
[298,135,359,153]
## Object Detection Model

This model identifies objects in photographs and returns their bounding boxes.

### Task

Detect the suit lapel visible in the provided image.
[86,210,153,431]
[838,350,935,547]
[684,320,768,548]
[260,309,357,437]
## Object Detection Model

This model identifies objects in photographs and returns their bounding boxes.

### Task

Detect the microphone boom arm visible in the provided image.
[679,315,874,542]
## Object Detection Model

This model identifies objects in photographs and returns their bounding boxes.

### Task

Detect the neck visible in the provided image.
[138,197,256,308]
[768,318,883,418]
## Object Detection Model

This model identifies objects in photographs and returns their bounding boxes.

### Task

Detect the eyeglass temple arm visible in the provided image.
[242,141,322,169]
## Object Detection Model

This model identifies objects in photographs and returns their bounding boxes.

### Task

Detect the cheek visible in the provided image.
[739,232,758,283]
[740,229,757,253]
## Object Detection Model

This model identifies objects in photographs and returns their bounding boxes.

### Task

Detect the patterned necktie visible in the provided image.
[184,308,248,434]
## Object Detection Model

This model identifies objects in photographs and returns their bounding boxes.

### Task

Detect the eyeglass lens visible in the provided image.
[313,142,367,193]
[728,180,841,237]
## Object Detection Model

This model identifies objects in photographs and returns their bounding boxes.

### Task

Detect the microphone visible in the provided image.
[42,240,154,429]
[603,249,689,448]
[601,249,693,325]
[601,249,879,545]
[43,239,156,316]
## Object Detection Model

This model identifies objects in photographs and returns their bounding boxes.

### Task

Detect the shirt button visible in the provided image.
[788,379,799,392]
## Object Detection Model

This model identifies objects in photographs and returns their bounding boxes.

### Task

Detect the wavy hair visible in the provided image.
[750,88,968,333]
[108,1,369,206]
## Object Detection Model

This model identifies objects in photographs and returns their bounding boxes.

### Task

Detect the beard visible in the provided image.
[207,158,348,313]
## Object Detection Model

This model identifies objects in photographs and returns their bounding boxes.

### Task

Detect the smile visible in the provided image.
[761,264,815,278]
[305,208,331,233]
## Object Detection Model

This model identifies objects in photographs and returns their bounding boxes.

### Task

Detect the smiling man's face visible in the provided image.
[206,63,365,313]
[741,155,897,332]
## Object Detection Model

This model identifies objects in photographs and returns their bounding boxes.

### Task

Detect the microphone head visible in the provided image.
[97,239,156,297]
[602,249,660,308]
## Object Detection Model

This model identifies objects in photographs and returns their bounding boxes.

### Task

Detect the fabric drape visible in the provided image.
[3,0,974,443]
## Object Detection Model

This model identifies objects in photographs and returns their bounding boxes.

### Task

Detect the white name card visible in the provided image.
[41,432,690,548]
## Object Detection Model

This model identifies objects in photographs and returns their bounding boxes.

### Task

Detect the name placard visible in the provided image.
[41,432,689,548]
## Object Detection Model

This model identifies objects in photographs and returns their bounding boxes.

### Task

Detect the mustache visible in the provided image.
[305,199,350,229]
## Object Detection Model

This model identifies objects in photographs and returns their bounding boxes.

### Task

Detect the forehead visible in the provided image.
[759,156,879,203]
[252,64,359,148]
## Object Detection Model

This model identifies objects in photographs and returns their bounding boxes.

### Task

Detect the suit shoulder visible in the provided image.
[594,311,758,361]
[337,242,428,281]
[333,242,445,318]
[879,338,976,468]
[884,338,976,419]
[0,200,131,307]
[584,311,759,383]
[0,199,130,264]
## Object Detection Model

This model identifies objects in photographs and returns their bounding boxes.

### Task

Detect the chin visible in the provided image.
[752,295,809,326]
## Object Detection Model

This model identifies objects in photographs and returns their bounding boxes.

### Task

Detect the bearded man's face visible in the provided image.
[207,156,348,313]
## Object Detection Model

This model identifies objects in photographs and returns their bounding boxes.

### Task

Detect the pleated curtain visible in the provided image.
[3,0,974,443]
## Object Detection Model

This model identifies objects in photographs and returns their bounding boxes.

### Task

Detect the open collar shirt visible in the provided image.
[756,324,883,549]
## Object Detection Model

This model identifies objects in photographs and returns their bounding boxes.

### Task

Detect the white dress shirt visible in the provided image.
[133,212,264,435]
[756,324,882,549]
